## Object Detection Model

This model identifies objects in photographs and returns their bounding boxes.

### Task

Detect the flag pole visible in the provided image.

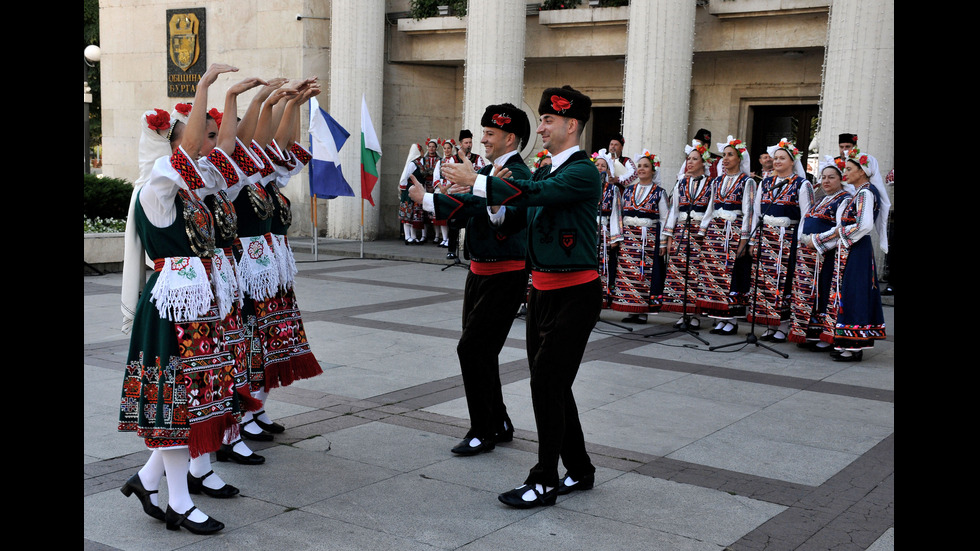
[312,194,318,261]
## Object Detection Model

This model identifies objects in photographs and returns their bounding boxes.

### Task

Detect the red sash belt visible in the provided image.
[531,269,598,291]
[469,259,525,276]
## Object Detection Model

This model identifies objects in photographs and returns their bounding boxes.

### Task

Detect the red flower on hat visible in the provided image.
[175,103,192,116]
[551,95,571,113]
[492,113,511,126]
[146,109,171,131]
[208,107,223,128]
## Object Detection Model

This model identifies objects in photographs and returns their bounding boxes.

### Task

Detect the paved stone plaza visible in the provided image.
[84,238,894,550]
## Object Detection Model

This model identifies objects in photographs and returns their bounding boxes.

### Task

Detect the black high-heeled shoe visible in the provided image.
[120,473,166,521]
[165,505,224,535]
[253,410,285,434]
[187,470,240,498]
[216,438,266,465]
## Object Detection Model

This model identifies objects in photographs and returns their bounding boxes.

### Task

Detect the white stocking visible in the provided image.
[188,453,227,490]
[137,449,165,506]
[160,448,208,522]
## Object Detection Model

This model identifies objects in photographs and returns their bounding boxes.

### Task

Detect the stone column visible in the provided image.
[621,0,696,192]
[327,0,385,239]
[819,0,894,174]
[461,0,527,153]
[819,0,894,273]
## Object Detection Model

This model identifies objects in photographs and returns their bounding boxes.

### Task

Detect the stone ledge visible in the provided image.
[396,15,467,35]
[706,0,830,19]
[538,5,629,28]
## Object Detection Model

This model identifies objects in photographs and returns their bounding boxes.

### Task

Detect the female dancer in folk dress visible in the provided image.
[610,150,669,323]
[118,64,263,534]
[431,139,458,248]
[700,137,756,336]
[661,141,713,328]
[228,79,324,449]
[258,80,323,390]
[399,143,425,244]
[593,149,621,308]
[787,156,853,350]
[830,148,889,362]
[745,138,814,342]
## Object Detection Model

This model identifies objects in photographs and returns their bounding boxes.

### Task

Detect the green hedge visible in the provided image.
[83,173,133,220]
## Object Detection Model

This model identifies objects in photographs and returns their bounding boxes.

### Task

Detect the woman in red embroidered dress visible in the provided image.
[700,136,756,336]
[118,64,265,535]
[661,141,713,328]
[745,139,814,342]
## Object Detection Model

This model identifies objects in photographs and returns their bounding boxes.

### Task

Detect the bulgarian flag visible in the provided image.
[360,94,382,207]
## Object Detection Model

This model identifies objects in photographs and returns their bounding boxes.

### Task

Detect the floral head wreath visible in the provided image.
[686,140,712,164]
[844,148,872,176]
[773,138,801,163]
[443,138,457,149]
[635,149,660,170]
[534,149,550,168]
[208,107,223,128]
[818,154,847,178]
[718,136,748,160]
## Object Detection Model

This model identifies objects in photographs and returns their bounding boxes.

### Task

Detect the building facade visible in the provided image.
[98,0,893,243]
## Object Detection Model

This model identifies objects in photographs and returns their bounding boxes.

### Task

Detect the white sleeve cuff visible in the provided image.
[473,174,488,198]
[488,205,506,226]
[422,193,435,215]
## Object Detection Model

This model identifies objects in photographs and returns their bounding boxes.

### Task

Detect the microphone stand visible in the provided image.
[710,176,791,358]
[644,175,709,345]
[596,191,632,332]
[441,222,468,271]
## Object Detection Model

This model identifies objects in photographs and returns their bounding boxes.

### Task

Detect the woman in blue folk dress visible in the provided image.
[787,156,853,350]
[830,148,890,361]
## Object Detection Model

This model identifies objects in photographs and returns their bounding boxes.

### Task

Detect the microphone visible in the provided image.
[769,177,791,192]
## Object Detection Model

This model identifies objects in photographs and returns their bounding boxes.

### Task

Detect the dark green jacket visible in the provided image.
[485,150,601,272]
[432,152,531,262]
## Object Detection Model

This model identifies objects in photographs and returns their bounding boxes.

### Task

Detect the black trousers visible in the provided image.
[457,269,528,439]
[524,277,601,488]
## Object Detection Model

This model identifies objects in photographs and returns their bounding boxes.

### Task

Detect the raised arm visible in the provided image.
[237,78,288,145]
[275,78,320,150]
[217,76,267,153]
[254,86,298,148]
[183,63,239,159]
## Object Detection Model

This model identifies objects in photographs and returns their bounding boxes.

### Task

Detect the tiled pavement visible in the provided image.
[83,237,894,550]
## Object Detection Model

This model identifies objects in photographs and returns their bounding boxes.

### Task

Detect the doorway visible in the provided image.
[589,106,624,155]
[749,104,819,178]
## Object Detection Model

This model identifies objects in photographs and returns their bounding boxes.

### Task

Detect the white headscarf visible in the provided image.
[817,155,855,195]
[677,139,712,182]
[715,135,751,176]
[593,148,615,184]
[766,138,807,180]
[121,109,175,333]
[399,143,423,188]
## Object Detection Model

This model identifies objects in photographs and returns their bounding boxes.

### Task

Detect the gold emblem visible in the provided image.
[169,13,200,71]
